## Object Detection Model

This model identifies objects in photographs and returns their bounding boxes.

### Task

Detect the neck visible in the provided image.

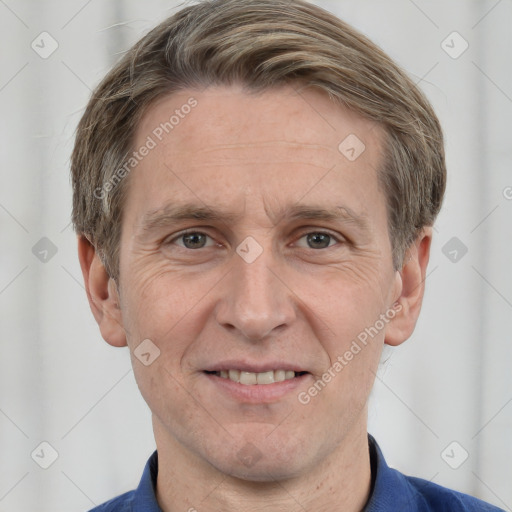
[154,418,372,512]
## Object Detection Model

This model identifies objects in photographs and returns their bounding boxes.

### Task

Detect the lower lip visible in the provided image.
[203,372,311,403]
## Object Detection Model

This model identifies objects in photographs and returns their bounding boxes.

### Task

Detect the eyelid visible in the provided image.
[166,229,217,248]
[292,228,346,248]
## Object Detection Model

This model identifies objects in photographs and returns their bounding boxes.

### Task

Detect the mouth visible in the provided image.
[204,369,309,386]
[202,367,311,403]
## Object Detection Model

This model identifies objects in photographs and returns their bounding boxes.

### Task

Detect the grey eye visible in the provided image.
[180,232,209,249]
[305,233,334,249]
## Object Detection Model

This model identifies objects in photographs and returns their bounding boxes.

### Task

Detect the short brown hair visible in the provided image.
[71,0,446,281]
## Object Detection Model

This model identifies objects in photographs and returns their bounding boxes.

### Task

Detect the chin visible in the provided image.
[208,432,311,483]
[215,456,305,483]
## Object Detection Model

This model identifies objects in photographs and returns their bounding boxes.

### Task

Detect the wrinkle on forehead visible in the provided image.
[168,140,341,173]
[192,140,338,154]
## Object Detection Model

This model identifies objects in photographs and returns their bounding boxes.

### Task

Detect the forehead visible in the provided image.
[126,84,386,224]
[136,83,383,155]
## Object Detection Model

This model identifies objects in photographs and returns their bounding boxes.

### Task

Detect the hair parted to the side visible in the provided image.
[71,0,446,282]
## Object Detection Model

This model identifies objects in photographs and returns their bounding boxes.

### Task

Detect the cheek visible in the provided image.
[121,261,222,403]
[121,256,209,343]
[304,321,384,438]
[297,262,391,401]
[300,260,391,336]
[133,361,201,442]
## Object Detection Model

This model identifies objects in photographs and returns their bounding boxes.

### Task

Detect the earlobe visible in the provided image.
[77,235,127,347]
[384,228,432,347]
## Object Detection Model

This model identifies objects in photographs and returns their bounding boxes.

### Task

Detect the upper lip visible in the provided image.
[203,360,309,373]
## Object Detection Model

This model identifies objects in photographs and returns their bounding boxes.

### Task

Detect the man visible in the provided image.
[71,0,503,510]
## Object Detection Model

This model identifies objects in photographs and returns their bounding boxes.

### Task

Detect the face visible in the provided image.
[113,84,404,480]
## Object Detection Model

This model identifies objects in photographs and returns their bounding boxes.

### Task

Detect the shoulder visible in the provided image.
[87,490,135,512]
[404,474,504,511]
[85,450,159,511]
[366,435,505,511]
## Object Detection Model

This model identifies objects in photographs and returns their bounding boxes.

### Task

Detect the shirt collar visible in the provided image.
[364,433,416,510]
[132,450,162,511]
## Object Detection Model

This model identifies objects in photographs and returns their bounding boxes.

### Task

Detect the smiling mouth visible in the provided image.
[204,369,309,385]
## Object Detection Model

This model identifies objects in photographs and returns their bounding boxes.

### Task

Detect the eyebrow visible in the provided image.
[282,204,370,232]
[137,204,239,235]
[136,202,370,237]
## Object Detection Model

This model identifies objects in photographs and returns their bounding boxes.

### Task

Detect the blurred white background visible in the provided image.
[0,0,511,510]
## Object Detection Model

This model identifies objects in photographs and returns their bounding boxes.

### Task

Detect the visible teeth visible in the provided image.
[228,369,240,383]
[240,371,257,385]
[274,370,286,382]
[216,369,300,385]
[256,371,274,384]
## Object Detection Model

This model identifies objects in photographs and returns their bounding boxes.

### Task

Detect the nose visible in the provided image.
[214,248,296,341]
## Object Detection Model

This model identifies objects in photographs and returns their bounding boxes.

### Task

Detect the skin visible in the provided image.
[78,84,432,511]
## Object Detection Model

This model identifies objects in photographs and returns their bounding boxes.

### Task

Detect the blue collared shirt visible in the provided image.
[89,435,504,511]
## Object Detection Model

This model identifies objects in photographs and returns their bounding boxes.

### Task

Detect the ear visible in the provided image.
[384,227,432,346]
[77,235,127,347]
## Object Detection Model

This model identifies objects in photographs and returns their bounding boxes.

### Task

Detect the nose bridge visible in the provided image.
[215,246,294,340]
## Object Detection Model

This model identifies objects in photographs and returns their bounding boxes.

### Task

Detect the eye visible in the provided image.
[295,232,340,249]
[172,231,215,249]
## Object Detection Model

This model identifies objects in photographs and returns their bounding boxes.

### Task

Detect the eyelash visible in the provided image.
[166,228,344,250]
